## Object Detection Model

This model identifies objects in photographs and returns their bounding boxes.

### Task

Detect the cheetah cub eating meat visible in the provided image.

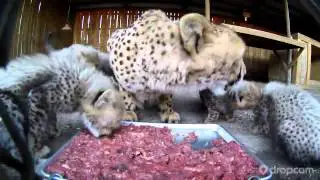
[0,44,125,162]
[227,80,320,166]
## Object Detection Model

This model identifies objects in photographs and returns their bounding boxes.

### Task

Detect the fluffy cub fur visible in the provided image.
[227,80,320,166]
[0,44,125,163]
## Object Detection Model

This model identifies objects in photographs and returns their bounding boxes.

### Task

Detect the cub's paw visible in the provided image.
[203,115,219,124]
[250,125,267,135]
[35,146,51,160]
[122,111,138,122]
[160,111,181,123]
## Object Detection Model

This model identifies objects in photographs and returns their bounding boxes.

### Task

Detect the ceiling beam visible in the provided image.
[71,0,310,20]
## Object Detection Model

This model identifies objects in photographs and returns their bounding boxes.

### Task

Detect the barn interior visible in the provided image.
[11,0,320,86]
[2,0,320,179]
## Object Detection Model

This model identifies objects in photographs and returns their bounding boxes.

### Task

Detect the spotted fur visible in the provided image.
[107,9,247,123]
[199,88,233,123]
[228,80,320,165]
[0,44,125,162]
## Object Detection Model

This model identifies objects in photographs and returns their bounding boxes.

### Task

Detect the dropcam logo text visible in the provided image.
[259,165,319,176]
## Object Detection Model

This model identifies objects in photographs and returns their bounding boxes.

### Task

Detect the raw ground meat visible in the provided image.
[46,125,267,180]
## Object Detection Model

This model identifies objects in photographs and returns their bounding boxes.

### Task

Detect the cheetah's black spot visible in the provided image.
[170,32,175,39]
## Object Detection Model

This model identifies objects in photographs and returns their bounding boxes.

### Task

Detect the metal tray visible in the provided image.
[36,122,272,180]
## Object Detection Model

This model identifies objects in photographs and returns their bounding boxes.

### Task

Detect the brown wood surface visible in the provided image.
[224,24,305,50]
[10,0,70,58]
[73,8,184,51]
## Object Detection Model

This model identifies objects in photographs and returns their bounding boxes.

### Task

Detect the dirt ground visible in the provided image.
[46,85,320,180]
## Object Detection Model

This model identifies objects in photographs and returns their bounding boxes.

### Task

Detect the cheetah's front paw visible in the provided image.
[122,111,138,122]
[160,111,181,123]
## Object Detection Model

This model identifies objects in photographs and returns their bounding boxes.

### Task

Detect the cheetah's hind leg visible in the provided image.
[158,94,181,123]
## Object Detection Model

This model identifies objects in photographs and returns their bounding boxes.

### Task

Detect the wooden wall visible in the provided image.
[73,8,184,51]
[10,0,70,58]
[243,47,274,82]
[310,59,320,81]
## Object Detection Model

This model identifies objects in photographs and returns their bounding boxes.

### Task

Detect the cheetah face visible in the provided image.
[81,89,125,137]
[179,13,247,85]
[227,80,262,110]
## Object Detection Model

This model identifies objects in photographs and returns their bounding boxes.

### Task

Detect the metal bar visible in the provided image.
[284,0,293,84]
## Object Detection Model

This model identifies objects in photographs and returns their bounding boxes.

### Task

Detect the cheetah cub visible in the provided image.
[199,88,234,123]
[0,44,125,162]
[227,80,320,166]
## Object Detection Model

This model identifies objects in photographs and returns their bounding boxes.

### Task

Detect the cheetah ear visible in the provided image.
[179,13,210,55]
[247,82,262,98]
[97,52,115,76]
[93,89,113,108]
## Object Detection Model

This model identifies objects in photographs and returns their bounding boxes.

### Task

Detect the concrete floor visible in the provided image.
[47,88,320,180]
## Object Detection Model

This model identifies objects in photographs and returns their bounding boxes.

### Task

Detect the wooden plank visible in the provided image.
[88,11,100,48]
[293,33,319,85]
[73,12,82,44]
[223,24,305,50]
[306,43,312,85]
[205,0,210,20]
[98,11,106,51]
[292,33,320,49]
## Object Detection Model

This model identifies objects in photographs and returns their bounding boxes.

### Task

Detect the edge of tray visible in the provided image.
[36,121,272,180]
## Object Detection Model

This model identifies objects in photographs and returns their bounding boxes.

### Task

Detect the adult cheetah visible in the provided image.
[107,9,247,123]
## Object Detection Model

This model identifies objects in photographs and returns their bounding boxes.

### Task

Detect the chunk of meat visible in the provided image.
[46,125,266,180]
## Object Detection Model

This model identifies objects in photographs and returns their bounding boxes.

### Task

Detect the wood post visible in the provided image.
[284,0,293,84]
[205,0,210,20]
